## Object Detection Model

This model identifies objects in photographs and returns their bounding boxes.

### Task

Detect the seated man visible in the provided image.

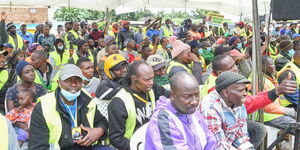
[200,71,254,149]
[145,72,216,149]
[146,54,170,90]
[108,61,169,150]
[29,64,108,149]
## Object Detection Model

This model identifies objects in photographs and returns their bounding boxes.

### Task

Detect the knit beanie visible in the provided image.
[104,36,115,46]
[215,71,251,92]
[16,60,31,77]
[171,40,191,58]
[6,23,15,31]
[228,36,239,46]
[279,40,292,51]
[77,40,87,50]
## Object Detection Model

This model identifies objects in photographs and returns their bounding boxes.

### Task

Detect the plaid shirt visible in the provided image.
[200,90,254,150]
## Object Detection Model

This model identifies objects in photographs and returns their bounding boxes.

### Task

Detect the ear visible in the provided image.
[170,90,175,100]
[131,75,137,82]
[222,89,229,98]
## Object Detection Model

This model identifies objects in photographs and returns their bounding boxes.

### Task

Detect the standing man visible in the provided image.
[134,25,144,45]
[0,12,24,51]
[37,25,56,51]
[65,22,80,51]
[117,21,134,50]
[159,19,173,38]
[29,64,108,150]
[145,72,216,149]
[89,22,104,45]
[18,23,34,48]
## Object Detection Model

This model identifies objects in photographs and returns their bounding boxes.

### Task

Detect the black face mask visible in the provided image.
[93,28,98,32]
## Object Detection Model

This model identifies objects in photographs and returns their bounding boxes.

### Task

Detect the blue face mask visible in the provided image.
[206,47,212,52]
[237,43,243,49]
[82,76,90,82]
[61,88,81,101]
[288,49,295,57]
[197,48,203,55]
[57,45,64,50]
[244,41,247,45]
[166,43,172,49]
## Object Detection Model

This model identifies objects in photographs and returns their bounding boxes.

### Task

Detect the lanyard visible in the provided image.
[132,93,149,104]
[65,101,78,128]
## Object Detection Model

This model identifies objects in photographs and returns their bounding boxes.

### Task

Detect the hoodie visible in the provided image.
[145,96,216,150]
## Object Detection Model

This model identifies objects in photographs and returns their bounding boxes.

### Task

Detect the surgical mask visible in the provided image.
[166,43,172,49]
[197,48,203,55]
[61,88,81,101]
[288,49,295,57]
[244,41,247,45]
[206,47,212,52]
[82,76,90,82]
[57,45,64,50]
[237,43,243,49]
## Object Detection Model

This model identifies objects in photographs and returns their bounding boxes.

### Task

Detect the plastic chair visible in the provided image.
[130,123,149,150]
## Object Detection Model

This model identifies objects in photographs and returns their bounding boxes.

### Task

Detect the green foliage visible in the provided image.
[53,8,105,22]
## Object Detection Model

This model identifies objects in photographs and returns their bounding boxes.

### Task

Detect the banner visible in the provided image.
[207,13,224,27]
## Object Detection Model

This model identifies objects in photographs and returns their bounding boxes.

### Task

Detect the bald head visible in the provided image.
[170,72,198,93]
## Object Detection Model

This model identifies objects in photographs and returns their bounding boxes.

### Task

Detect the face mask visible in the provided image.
[197,48,203,55]
[244,41,247,45]
[57,45,64,50]
[82,76,90,82]
[288,49,295,57]
[166,44,172,49]
[206,47,212,52]
[237,43,243,49]
[61,88,81,101]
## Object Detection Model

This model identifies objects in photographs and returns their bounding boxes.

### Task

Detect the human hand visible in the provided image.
[75,124,104,146]
[276,72,297,95]
[1,12,7,21]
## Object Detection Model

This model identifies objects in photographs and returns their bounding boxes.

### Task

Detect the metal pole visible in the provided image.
[251,0,264,149]
[105,8,110,36]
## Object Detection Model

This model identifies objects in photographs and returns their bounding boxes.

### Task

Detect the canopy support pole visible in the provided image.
[105,8,110,36]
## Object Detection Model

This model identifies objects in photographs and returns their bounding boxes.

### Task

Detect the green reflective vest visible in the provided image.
[72,50,95,64]
[166,60,192,75]
[17,69,52,90]
[269,45,278,59]
[201,73,217,98]
[39,91,96,149]
[8,34,23,51]
[50,50,70,69]
[0,115,8,150]
[0,70,9,90]
[112,88,155,139]
[64,30,79,50]
[161,26,173,37]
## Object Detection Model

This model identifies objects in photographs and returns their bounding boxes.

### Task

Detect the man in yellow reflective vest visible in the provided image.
[0,50,10,112]
[49,38,70,71]
[65,22,80,51]
[159,19,173,38]
[69,40,95,65]
[166,40,202,85]
[0,114,20,150]
[108,61,170,150]
[0,12,24,51]
[29,64,108,149]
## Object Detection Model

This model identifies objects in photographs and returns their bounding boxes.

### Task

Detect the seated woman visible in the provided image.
[5,61,46,112]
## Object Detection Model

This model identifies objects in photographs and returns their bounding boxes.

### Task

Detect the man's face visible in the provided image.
[265,58,275,75]
[73,23,80,31]
[88,39,95,47]
[291,25,296,29]
[142,47,152,59]
[21,24,27,32]
[223,83,247,107]
[294,51,300,66]
[123,23,130,30]
[180,49,192,64]
[132,64,154,93]
[112,63,128,79]
[154,66,166,76]
[171,83,200,114]
[0,54,6,68]
[92,23,98,30]
[80,61,94,79]
[128,41,135,49]
[20,65,35,82]
[80,43,89,53]
[66,23,72,30]
[30,53,45,69]
[162,38,170,47]
[59,76,82,94]
[43,27,50,35]
[98,39,105,48]
[9,26,16,35]
[217,56,238,74]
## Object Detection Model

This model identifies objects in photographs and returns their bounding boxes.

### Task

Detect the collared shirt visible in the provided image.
[18,31,34,47]
[37,33,56,51]
[200,90,253,150]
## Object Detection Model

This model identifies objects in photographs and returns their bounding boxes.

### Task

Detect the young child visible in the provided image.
[6,89,36,146]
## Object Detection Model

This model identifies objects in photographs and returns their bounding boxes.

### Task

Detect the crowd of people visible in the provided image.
[0,10,299,150]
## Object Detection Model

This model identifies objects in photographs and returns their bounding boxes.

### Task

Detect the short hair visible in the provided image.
[141,44,150,52]
[128,60,148,77]
[262,55,271,66]
[32,50,47,60]
[160,37,168,45]
[76,57,92,68]
[18,89,36,99]
[293,40,300,50]
[212,54,230,73]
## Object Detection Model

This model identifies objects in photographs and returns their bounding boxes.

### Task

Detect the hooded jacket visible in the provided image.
[145,96,216,150]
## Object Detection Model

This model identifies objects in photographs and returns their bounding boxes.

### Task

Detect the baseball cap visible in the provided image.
[0,50,8,56]
[215,71,251,92]
[59,64,85,80]
[0,43,13,49]
[147,54,168,70]
[293,34,300,39]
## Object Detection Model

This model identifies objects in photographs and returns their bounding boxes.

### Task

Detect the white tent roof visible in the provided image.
[0,0,271,16]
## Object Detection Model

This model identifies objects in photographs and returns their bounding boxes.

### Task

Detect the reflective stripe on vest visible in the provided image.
[50,50,70,69]
[269,45,278,59]
[39,91,96,149]
[201,73,217,98]
[72,50,95,64]
[162,26,173,37]
[64,30,79,50]
[112,88,155,139]
[166,60,192,74]
[0,70,9,90]
[156,49,170,60]
[0,115,8,150]
[8,34,23,51]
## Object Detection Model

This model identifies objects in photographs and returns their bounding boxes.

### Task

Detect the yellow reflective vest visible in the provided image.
[0,70,9,90]
[112,88,155,139]
[166,60,192,74]
[49,50,70,69]
[0,115,8,150]
[39,91,96,149]
[64,30,79,50]
[161,26,173,37]
[201,73,217,98]
[72,50,95,64]
[8,34,24,51]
